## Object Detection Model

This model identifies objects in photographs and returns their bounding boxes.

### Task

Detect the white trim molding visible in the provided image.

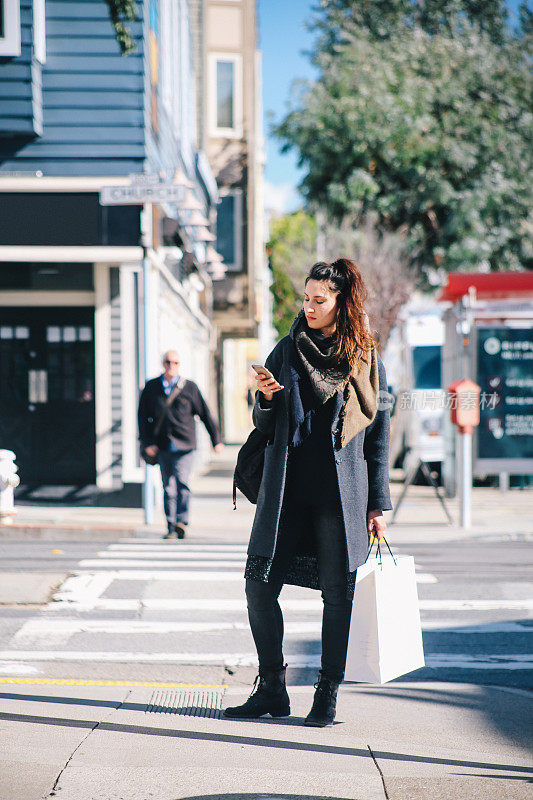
[0,291,95,306]
[0,246,143,263]
[94,264,114,490]
[33,0,45,64]
[0,0,21,57]
[0,176,134,192]
[120,267,144,484]
[208,52,243,139]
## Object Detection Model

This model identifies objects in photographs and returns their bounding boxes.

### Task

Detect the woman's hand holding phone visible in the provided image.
[252,365,284,402]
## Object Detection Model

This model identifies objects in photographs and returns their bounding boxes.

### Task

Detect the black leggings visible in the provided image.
[245,495,353,683]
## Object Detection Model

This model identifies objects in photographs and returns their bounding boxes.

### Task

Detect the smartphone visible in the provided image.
[252,364,275,380]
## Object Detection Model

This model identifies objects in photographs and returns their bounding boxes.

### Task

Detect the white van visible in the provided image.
[385,305,446,478]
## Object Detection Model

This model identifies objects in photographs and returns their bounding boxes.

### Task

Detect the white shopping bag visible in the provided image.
[344,541,425,684]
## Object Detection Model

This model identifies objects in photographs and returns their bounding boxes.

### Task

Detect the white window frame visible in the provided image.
[208,52,243,139]
[0,0,21,57]
[171,0,181,136]
[33,0,45,63]
[217,188,243,272]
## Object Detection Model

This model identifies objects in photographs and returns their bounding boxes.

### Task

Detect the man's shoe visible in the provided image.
[175,523,187,539]
[304,672,340,727]
[162,527,177,539]
[223,665,290,719]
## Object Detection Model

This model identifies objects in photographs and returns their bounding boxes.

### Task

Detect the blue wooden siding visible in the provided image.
[0,0,190,181]
[0,1,42,136]
[0,0,146,176]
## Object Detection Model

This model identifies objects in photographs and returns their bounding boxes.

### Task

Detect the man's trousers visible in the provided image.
[158,449,195,530]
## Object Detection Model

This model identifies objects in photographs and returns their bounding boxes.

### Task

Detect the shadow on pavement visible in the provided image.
[0,707,531,777]
[453,773,532,782]
[294,615,533,753]
[175,795,355,799]
[0,691,332,728]
[348,682,533,752]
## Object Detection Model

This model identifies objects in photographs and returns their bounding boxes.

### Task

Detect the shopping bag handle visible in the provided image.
[364,534,397,567]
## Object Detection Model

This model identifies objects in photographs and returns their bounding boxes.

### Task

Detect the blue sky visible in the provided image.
[258,0,316,213]
[258,0,526,214]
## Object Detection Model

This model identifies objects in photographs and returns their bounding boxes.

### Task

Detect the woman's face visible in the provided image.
[304,279,339,333]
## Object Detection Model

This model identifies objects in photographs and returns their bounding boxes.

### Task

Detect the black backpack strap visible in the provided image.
[153,376,186,438]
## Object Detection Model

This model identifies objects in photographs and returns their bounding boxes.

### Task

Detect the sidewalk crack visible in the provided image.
[45,722,97,797]
[44,689,132,798]
[367,743,389,800]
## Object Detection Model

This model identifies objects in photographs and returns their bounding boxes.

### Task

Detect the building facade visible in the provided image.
[0,0,224,498]
[202,0,274,442]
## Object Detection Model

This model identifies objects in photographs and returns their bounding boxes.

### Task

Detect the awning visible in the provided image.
[439,272,533,302]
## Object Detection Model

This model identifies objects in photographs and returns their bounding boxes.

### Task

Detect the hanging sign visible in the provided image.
[475,325,533,471]
[99,183,185,206]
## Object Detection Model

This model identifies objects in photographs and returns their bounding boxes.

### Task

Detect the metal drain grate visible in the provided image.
[146,688,226,718]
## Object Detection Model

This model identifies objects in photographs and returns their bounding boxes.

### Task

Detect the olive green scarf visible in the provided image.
[289,310,379,448]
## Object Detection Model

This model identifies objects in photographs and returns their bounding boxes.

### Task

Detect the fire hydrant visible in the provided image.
[0,450,20,524]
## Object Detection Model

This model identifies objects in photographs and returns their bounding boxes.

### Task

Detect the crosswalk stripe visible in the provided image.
[12,620,317,642]
[47,596,533,612]
[76,569,244,581]
[13,618,533,639]
[78,559,247,568]
[423,654,533,669]
[96,551,247,558]
[81,541,439,582]
[48,598,323,611]
[79,558,245,571]
[418,599,533,611]
[6,533,530,675]
[118,539,248,547]
[0,651,531,669]
[69,567,437,584]
[109,544,249,552]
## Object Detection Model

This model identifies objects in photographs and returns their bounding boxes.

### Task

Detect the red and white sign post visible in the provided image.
[447,378,481,528]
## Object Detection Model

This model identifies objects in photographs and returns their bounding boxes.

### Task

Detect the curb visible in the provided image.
[0,524,156,540]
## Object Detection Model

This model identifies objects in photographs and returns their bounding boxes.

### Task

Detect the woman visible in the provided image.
[224,258,393,727]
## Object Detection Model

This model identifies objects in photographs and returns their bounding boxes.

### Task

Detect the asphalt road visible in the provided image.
[0,533,531,690]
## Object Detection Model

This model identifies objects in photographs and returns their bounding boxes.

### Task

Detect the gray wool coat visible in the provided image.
[244,331,393,593]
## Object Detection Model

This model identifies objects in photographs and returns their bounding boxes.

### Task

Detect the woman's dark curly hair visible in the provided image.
[305,258,376,373]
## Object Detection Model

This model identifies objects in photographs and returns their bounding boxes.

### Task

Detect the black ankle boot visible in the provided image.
[304,672,340,727]
[223,665,290,719]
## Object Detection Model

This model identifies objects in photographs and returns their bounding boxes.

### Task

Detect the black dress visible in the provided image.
[284,329,340,504]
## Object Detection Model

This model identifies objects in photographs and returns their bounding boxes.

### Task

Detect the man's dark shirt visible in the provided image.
[138,376,221,452]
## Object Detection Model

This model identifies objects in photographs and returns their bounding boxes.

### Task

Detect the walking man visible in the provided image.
[138,350,224,539]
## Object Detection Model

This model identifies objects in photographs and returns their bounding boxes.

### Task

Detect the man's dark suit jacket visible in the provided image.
[138,376,221,452]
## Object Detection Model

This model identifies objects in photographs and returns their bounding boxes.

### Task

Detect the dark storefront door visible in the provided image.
[0,307,96,485]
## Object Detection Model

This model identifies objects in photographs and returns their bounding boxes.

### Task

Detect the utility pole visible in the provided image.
[141,204,154,525]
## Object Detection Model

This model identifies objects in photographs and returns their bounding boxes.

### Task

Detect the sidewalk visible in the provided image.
[1,450,532,798]
[2,446,533,543]
[0,677,531,799]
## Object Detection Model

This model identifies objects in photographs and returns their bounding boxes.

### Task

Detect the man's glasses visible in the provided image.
[164,360,179,365]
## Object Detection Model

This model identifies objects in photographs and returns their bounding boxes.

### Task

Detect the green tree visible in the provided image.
[104,0,138,55]
[276,0,532,279]
[321,214,415,348]
[268,212,317,339]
